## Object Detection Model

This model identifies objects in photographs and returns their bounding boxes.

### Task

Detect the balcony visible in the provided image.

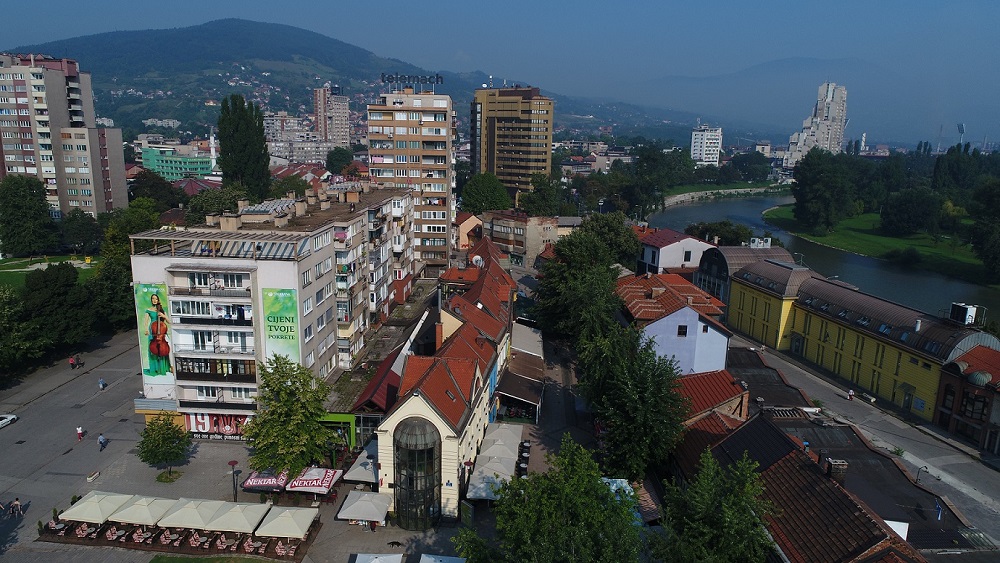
[169,286,253,299]
[179,400,257,412]
[174,345,255,356]
[176,317,253,327]
[175,371,257,384]
[134,398,179,412]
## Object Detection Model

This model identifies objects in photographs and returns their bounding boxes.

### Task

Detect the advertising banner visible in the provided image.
[134,282,175,384]
[261,288,300,363]
[185,413,250,440]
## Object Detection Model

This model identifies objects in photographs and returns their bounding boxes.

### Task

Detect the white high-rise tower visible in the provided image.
[783,82,848,169]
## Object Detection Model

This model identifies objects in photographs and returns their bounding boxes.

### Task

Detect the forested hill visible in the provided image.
[7,18,731,142]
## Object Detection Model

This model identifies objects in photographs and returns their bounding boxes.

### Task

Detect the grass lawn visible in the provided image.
[763,204,992,286]
[0,255,100,288]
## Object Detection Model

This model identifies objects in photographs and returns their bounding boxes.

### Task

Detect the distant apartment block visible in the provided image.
[471,87,553,198]
[480,210,558,269]
[367,88,454,278]
[691,125,723,168]
[0,53,127,217]
[784,82,847,169]
[314,85,350,147]
[141,146,213,181]
[263,111,311,142]
[142,118,182,128]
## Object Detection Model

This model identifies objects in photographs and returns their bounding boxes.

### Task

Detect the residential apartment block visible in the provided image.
[470,87,553,198]
[690,125,722,168]
[479,210,557,269]
[314,85,349,147]
[141,146,213,181]
[0,53,127,216]
[367,88,454,277]
[129,184,414,438]
[784,82,848,169]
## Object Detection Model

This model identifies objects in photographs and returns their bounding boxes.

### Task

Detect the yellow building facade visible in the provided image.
[727,260,1000,422]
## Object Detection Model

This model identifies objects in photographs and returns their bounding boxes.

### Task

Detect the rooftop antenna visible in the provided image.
[488,75,493,88]
[958,123,966,145]
[209,126,217,170]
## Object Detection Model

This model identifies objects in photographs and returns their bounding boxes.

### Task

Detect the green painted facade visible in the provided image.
[141,147,212,181]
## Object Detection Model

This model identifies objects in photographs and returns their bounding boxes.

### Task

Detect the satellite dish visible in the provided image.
[471,255,485,268]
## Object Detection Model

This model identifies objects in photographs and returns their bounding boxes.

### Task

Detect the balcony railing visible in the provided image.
[176,317,253,327]
[174,345,255,356]
[179,400,257,412]
[169,286,253,299]
[175,371,257,384]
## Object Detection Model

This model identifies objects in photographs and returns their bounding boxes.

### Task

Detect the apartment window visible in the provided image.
[303,297,313,315]
[316,288,325,304]
[231,387,255,399]
[304,324,314,342]
[316,314,326,330]
[171,301,211,316]
[684,250,692,262]
[196,386,218,399]
[677,325,688,337]
[222,274,243,288]
[193,331,212,351]
[301,270,312,287]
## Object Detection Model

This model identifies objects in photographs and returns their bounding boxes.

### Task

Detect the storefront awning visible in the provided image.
[497,373,544,406]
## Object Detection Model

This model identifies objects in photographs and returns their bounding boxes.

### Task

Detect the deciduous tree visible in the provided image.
[325,147,354,175]
[579,211,640,267]
[269,175,311,199]
[185,183,250,225]
[519,173,563,217]
[453,435,641,563]
[218,94,270,201]
[60,209,103,255]
[461,173,512,215]
[653,450,773,563]
[136,411,193,476]
[243,355,335,477]
[21,262,93,351]
[0,175,59,257]
[129,169,187,212]
[0,285,45,377]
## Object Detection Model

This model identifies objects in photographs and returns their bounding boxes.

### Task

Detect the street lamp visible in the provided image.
[916,465,929,484]
[598,198,605,214]
[793,252,806,266]
[228,460,239,502]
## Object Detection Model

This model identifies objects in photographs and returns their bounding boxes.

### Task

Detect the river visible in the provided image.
[646,195,1000,320]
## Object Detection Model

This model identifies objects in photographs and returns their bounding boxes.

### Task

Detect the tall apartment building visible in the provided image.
[470,87,553,199]
[690,125,723,168]
[784,82,848,169]
[0,53,126,216]
[367,88,453,277]
[129,184,414,438]
[314,85,350,147]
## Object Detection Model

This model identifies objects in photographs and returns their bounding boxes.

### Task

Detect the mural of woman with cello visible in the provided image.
[141,290,172,376]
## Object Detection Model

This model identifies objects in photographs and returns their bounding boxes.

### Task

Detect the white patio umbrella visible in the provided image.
[108,496,176,526]
[203,502,270,534]
[482,423,522,445]
[157,498,227,530]
[336,491,391,522]
[479,438,518,460]
[59,491,135,524]
[344,440,379,483]
[254,506,318,540]
[354,555,403,563]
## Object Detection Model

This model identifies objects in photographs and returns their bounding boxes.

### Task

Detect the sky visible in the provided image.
[5,1,1000,144]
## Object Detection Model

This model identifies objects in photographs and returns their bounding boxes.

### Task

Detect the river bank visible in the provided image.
[661,184,789,209]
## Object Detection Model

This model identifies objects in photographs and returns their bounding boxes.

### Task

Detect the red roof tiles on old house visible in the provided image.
[616,273,724,324]
[352,345,404,413]
[639,227,700,249]
[677,370,745,416]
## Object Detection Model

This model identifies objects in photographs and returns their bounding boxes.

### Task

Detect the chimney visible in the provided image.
[827,459,848,483]
[687,296,694,305]
[286,191,296,200]
[915,319,922,332]
[307,194,318,205]
[220,213,242,232]
[205,213,219,226]
[274,213,289,228]
[294,199,307,216]
[713,236,719,245]
[320,200,331,210]
[650,287,666,298]
[237,199,250,212]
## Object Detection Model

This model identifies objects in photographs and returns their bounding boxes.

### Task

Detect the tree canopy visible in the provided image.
[519,173,565,217]
[653,450,773,563]
[218,93,270,201]
[21,262,93,352]
[269,175,311,200]
[60,209,103,255]
[0,175,59,257]
[461,173,512,215]
[129,169,188,212]
[242,355,335,477]
[731,151,771,182]
[136,411,193,476]
[579,211,640,267]
[453,435,641,563]
[325,147,354,175]
[185,183,250,225]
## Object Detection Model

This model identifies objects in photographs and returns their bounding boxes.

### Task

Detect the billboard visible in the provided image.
[261,288,300,363]
[134,283,175,384]
[185,413,250,440]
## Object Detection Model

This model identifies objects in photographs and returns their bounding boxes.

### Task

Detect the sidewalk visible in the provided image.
[0,331,139,413]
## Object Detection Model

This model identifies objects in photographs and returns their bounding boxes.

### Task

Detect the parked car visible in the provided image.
[0,414,19,429]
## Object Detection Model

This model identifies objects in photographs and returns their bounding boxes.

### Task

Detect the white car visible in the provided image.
[0,414,18,429]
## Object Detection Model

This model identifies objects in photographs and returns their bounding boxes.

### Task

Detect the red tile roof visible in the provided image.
[399,356,478,430]
[172,178,222,197]
[675,411,744,478]
[439,267,481,284]
[352,344,404,413]
[616,273,724,324]
[639,227,699,249]
[677,370,745,416]
[950,345,1000,386]
[449,294,506,341]
[454,211,477,226]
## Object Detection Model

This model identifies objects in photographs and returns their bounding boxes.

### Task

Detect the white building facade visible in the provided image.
[690,125,723,168]
[784,82,848,169]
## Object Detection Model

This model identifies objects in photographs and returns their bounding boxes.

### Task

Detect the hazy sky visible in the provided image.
[5,1,999,143]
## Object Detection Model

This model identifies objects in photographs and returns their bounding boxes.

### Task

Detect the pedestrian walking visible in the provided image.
[74,354,83,369]
[10,498,22,517]
[848,389,855,401]
[98,378,106,390]
[69,356,76,370]
[98,434,108,452]
[76,426,84,441]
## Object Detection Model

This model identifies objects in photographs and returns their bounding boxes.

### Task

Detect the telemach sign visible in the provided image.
[381,73,444,85]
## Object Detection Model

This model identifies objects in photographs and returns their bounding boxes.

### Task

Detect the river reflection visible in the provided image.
[646,195,1000,319]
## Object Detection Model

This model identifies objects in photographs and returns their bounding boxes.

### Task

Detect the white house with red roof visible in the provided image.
[616,273,731,373]
[636,226,715,275]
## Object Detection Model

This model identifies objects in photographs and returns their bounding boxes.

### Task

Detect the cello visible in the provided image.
[149,314,170,357]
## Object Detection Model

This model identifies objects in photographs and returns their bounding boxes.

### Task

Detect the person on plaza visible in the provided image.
[98,434,108,451]
[848,389,855,401]
[69,356,76,370]
[98,378,106,390]
[10,498,22,517]
[76,426,84,441]
[74,354,82,368]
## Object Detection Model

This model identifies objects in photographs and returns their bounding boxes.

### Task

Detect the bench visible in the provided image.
[861,393,877,404]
